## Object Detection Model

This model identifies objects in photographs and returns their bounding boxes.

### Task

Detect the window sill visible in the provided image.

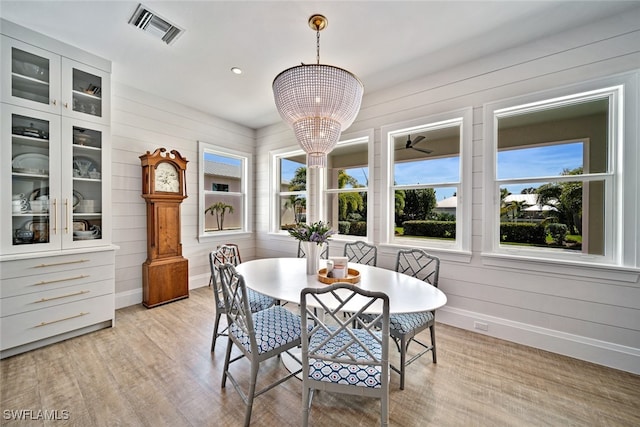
[379,243,472,264]
[481,251,640,284]
[198,231,252,243]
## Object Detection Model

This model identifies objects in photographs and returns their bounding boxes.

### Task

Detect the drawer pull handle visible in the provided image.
[35,312,89,327]
[35,259,90,268]
[34,275,89,285]
[35,290,89,303]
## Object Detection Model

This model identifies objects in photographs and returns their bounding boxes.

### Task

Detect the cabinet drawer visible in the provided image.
[1,279,112,317]
[1,250,115,280]
[0,293,113,351]
[0,264,114,298]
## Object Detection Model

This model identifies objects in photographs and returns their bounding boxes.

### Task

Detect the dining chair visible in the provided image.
[208,245,275,352]
[343,240,378,266]
[218,263,306,427]
[300,283,390,427]
[297,240,329,259]
[391,248,440,390]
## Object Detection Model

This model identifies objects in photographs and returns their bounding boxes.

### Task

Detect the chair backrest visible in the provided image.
[300,283,390,390]
[343,241,377,266]
[209,245,242,309]
[218,263,258,354]
[297,240,329,259]
[218,243,242,264]
[395,248,440,287]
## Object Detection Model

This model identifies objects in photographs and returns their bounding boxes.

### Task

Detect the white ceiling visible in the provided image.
[1,1,638,130]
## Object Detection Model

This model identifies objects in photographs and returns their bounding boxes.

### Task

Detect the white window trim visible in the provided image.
[269,146,306,236]
[380,107,473,253]
[324,128,375,242]
[197,140,252,241]
[482,72,640,269]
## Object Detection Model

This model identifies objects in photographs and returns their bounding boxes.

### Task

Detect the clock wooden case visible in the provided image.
[140,148,189,308]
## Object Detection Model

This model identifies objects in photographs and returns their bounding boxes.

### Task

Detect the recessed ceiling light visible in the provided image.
[231,67,243,75]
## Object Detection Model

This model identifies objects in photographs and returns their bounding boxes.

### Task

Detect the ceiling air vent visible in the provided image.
[128,4,184,45]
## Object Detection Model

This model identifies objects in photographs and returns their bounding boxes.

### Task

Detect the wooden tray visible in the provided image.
[317,268,361,284]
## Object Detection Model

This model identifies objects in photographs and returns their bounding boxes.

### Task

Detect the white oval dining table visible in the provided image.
[235,257,447,314]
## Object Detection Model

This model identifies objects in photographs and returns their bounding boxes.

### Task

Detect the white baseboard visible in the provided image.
[438,306,640,375]
[115,288,141,309]
[115,274,211,309]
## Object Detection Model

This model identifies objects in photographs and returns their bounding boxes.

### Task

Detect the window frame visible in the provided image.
[482,73,639,268]
[323,129,375,242]
[270,146,307,235]
[198,141,252,240]
[381,107,473,254]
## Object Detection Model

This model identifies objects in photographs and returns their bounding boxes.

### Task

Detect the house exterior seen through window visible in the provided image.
[484,80,630,265]
[199,141,250,236]
[383,109,472,252]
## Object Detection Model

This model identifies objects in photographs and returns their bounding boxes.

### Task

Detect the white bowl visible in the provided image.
[73,230,96,237]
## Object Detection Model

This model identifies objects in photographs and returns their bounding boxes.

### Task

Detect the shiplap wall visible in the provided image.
[110,85,256,308]
[255,8,640,373]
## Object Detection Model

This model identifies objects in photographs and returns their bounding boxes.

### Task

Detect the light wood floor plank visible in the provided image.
[2,286,639,426]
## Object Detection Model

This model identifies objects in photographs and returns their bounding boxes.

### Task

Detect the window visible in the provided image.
[324,132,373,239]
[382,109,472,251]
[483,75,639,266]
[198,141,251,237]
[273,150,306,231]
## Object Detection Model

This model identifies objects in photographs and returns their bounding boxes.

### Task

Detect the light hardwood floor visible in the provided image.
[2,286,639,426]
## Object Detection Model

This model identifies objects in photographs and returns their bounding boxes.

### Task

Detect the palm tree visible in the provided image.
[205,202,234,230]
[537,167,583,234]
[337,170,364,221]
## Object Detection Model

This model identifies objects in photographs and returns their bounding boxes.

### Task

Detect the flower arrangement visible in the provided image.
[287,221,335,245]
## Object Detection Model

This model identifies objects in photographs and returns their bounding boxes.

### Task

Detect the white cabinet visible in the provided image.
[0,250,115,357]
[1,33,110,124]
[0,105,111,255]
[1,19,115,358]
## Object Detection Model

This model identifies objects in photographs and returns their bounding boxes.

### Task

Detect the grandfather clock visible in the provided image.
[140,148,189,308]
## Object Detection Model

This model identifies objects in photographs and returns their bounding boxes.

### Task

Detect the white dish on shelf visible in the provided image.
[12,153,49,173]
[74,234,100,240]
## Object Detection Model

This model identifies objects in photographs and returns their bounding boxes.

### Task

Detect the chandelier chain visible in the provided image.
[316,29,320,65]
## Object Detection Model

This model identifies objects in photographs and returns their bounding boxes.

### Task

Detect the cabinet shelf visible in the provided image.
[72,89,101,100]
[12,72,49,86]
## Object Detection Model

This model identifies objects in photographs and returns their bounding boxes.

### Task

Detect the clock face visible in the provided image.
[154,162,180,193]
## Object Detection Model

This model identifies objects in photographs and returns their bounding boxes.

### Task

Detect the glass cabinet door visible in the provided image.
[1,36,61,115]
[1,106,61,254]
[62,119,108,245]
[61,58,110,124]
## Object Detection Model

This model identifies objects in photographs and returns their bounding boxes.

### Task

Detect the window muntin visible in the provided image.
[488,87,621,262]
[389,118,464,248]
[325,137,370,239]
[199,142,250,236]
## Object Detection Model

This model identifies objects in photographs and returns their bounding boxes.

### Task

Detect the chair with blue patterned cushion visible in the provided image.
[300,283,390,427]
[219,263,305,427]
[343,240,378,266]
[391,248,440,390]
[297,240,329,259]
[208,246,275,352]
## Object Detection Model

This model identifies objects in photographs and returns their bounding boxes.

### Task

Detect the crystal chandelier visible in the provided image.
[273,14,364,168]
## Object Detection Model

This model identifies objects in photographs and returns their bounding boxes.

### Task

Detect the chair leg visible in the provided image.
[211,312,222,352]
[221,337,233,388]
[381,391,389,427]
[400,336,408,390]
[302,386,311,427]
[430,324,437,363]
[243,361,259,427]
